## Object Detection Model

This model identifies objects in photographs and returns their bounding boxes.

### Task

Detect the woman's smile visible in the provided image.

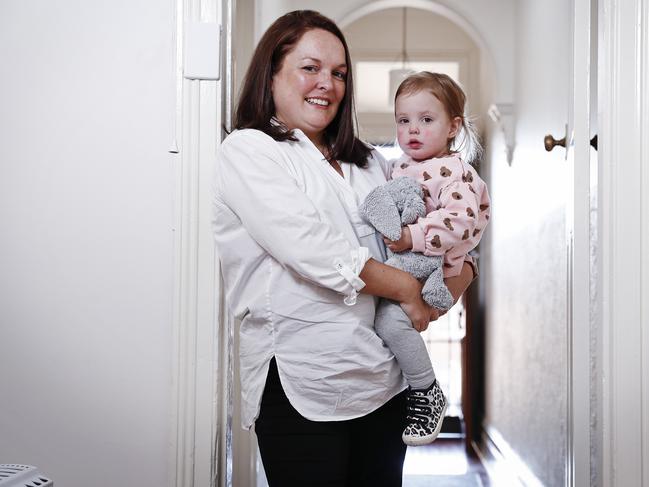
[305,97,331,107]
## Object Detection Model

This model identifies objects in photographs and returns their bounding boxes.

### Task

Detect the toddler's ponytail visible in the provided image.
[452,116,483,165]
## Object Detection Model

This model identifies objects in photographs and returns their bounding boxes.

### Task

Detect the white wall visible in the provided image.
[0,1,177,486]
[482,0,570,485]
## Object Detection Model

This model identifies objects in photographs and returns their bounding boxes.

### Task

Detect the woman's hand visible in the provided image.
[405,261,475,330]
[360,259,432,330]
[401,295,447,331]
[400,293,433,332]
[383,227,412,253]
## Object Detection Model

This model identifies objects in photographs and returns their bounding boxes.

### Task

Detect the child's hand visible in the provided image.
[384,226,413,252]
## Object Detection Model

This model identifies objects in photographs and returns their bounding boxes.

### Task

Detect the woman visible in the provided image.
[213,10,475,486]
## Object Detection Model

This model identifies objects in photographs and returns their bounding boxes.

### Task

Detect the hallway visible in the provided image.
[403,438,492,487]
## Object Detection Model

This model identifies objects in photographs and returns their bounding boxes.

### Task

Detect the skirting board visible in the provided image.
[472,426,545,487]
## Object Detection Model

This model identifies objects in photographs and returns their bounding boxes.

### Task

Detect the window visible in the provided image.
[355,61,461,113]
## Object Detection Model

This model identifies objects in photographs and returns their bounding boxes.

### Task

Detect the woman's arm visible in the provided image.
[359,258,432,332]
[360,259,476,330]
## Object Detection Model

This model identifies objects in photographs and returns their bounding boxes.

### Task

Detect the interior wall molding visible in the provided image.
[336,0,506,104]
[568,0,593,485]
[170,0,233,486]
[337,0,490,59]
[486,102,515,164]
[642,0,649,483]
[598,0,648,485]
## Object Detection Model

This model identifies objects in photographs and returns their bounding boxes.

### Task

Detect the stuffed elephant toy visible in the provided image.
[359,176,453,311]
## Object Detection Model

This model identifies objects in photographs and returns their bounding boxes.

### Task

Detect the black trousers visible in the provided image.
[255,358,408,487]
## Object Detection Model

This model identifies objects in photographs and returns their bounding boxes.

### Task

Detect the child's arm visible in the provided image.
[402,180,483,256]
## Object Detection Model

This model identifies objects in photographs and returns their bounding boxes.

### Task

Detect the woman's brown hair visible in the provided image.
[234,10,371,167]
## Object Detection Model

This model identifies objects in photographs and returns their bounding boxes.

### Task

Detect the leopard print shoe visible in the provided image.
[402,380,448,446]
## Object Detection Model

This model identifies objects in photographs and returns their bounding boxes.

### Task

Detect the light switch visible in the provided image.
[184,22,221,80]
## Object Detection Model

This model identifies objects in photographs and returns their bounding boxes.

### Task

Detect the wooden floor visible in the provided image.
[403,437,492,487]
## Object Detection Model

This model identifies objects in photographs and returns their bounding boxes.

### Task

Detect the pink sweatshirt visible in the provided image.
[391,154,491,278]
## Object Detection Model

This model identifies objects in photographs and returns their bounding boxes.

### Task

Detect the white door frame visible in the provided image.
[569,1,649,485]
[169,0,235,486]
[568,0,593,485]
[598,0,649,486]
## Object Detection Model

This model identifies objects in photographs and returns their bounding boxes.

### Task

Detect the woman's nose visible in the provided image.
[317,72,333,90]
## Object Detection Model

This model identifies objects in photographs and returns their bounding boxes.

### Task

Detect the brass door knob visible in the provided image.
[544,134,567,152]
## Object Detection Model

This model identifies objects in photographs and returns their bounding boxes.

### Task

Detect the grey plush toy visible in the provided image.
[359,176,453,311]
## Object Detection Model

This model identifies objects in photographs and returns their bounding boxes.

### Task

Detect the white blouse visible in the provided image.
[212,128,406,428]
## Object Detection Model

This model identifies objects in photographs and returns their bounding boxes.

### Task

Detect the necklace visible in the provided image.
[312,140,342,177]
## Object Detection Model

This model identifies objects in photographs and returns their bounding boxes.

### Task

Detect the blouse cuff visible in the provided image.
[333,247,370,306]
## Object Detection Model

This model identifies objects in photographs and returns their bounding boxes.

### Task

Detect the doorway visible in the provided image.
[219,1,596,486]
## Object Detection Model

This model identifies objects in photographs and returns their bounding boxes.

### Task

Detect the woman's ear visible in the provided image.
[448,116,462,139]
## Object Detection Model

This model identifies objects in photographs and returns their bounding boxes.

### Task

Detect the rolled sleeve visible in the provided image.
[334,247,370,305]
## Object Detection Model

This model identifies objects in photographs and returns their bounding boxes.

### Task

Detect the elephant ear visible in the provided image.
[390,177,425,225]
[400,192,426,226]
[359,185,403,241]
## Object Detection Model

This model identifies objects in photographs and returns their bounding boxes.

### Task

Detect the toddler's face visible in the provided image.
[395,90,460,162]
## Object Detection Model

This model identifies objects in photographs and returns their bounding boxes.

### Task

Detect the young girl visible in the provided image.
[375,72,490,445]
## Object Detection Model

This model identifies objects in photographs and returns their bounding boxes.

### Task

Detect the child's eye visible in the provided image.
[422,117,434,123]
[397,118,409,124]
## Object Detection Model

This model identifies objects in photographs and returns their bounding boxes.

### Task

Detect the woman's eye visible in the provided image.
[333,71,347,80]
[302,65,318,72]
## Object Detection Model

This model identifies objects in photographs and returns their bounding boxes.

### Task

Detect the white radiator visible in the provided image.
[0,465,52,487]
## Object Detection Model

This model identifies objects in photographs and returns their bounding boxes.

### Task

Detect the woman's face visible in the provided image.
[272,28,347,144]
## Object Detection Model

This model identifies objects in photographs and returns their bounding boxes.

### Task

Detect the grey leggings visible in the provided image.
[375,298,436,390]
